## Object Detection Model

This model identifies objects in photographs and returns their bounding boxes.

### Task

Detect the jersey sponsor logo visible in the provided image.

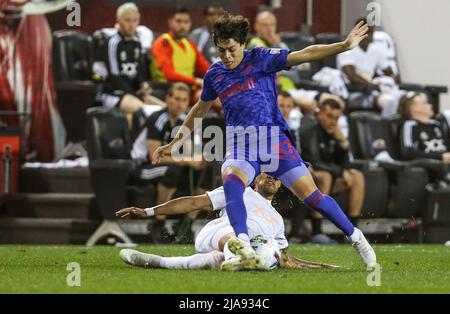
[218,77,255,100]
[424,138,447,153]
[269,48,281,54]
[121,62,138,78]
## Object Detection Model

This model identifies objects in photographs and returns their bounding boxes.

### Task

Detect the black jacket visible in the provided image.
[97,32,150,96]
[300,116,349,178]
[400,118,450,161]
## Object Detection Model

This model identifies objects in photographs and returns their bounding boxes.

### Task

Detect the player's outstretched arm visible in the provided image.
[115,194,214,219]
[152,99,215,165]
[280,249,343,269]
[286,21,368,67]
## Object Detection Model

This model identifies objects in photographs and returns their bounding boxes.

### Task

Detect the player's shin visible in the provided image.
[223,174,249,241]
[303,189,355,236]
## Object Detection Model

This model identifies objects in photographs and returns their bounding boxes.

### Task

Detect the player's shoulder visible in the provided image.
[204,61,224,80]
[207,60,224,71]
[106,32,122,46]
[251,46,284,57]
[244,187,262,199]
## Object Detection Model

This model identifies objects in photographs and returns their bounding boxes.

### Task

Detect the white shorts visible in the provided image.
[194,217,234,253]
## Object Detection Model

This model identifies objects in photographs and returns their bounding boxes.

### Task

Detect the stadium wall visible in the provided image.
[46,0,340,35]
[342,0,450,110]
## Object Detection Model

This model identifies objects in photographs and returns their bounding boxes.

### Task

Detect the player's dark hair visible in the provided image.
[170,6,189,18]
[167,82,191,97]
[212,12,250,45]
[320,98,342,111]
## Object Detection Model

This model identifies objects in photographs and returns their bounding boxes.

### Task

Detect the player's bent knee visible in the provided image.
[222,167,249,186]
[289,174,318,201]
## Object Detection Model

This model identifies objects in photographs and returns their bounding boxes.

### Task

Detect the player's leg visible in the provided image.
[269,134,356,237]
[194,220,262,271]
[271,134,375,267]
[221,160,256,242]
[309,170,336,244]
[290,175,375,267]
[289,174,355,236]
[120,249,224,270]
[219,234,264,271]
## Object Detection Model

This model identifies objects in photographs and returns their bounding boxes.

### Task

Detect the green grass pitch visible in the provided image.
[1,244,449,293]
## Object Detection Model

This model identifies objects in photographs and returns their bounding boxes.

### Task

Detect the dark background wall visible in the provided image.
[46,0,341,35]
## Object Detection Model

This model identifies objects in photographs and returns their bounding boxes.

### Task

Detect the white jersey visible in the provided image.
[206,187,288,250]
[373,30,399,76]
[337,43,391,82]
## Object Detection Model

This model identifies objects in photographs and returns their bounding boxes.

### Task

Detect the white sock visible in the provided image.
[160,251,224,270]
[223,242,237,261]
[349,228,361,242]
[237,233,250,243]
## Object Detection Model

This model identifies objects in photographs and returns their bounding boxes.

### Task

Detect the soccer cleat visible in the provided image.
[222,237,264,271]
[220,256,245,271]
[227,237,256,260]
[347,228,377,268]
[119,249,162,268]
[220,255,265,271]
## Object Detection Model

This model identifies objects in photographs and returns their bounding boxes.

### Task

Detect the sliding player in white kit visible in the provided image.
[116,173,339,271]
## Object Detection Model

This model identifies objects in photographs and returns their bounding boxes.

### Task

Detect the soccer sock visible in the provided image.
[303,189,355,236]
[160,252,224,270]
[349,228,360,242]
[223,241,237,260]
[223,174,248,239]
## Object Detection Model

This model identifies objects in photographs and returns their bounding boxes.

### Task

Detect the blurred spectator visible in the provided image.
[337,18,400,116]
[287,90,349,138]
[373,30,400,82]
[300,99,364,243]
[151,7,210,91]
[247,10,295,92]
[189,3,224,64]
[95,25,154,55]
[93,2,165,119]
[246,10,288,50]
[131,83,204,243]
[278,91,302,150]
[399,92,450,164]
